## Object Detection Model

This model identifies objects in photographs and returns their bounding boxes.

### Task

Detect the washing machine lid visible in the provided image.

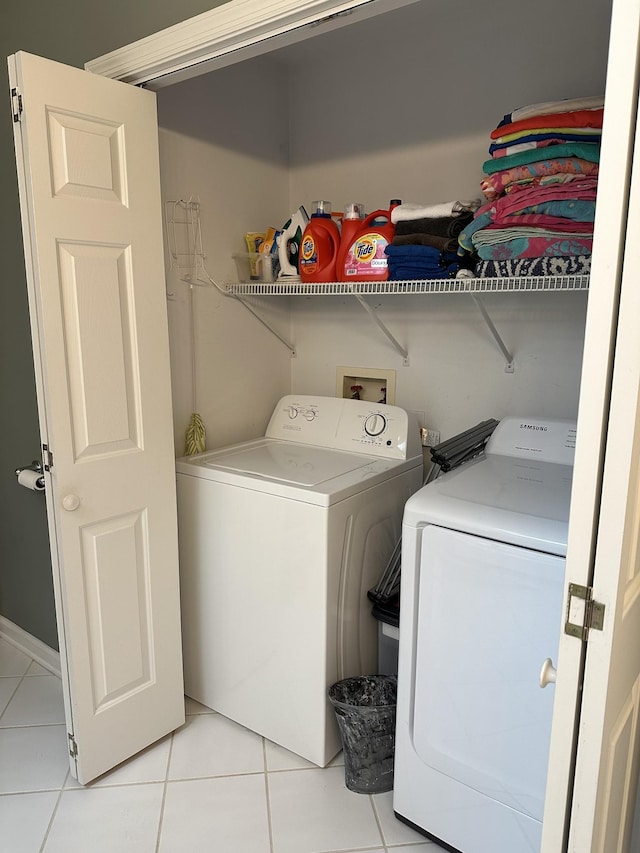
[176,437,421,505]
[404,452,573,555]
[201,440,373,485]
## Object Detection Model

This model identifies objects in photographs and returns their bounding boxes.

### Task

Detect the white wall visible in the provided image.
[289,291,588,439]
[156,0,611,447]
[157,60,294,452]
[285,0,611,212]
[285,0,609,438]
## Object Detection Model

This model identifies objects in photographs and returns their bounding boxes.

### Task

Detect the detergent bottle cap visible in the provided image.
[390,198,402,208]
[343,202,365,220]
[311,200,332,218]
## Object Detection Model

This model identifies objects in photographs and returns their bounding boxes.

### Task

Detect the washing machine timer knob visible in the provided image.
[364,413,387,437]
[288,406,298,419]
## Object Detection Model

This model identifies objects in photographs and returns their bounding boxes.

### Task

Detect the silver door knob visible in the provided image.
[62,494,81,512]
[539,658,557,688]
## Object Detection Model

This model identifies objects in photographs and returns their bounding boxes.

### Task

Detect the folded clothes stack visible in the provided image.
[386,200,478,280]
[458,95,603,277]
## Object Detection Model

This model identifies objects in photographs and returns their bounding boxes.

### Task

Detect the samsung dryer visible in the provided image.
[393,416,576,853]
[176,395,422,767]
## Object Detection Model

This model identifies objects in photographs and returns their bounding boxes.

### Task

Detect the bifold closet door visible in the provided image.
[8,50,184,784]
[543,0,640,849]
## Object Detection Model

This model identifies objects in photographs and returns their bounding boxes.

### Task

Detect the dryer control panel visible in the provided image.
[486,417,577,466]
[266,395,421,460]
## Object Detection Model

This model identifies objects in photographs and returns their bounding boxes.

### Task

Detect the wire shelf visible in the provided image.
[223,274,590,297]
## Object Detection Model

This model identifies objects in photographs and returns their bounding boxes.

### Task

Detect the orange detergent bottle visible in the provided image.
[339,199,401,282]
[299,201,340,283]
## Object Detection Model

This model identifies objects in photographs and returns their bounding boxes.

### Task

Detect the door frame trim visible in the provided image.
[84,0,418,88]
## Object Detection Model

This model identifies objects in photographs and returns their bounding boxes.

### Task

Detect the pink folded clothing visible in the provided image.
[474,177,598,219]
[495,176,598,207]
[480,159,600,201]
[487,213,593,233]
[469,98,602,273]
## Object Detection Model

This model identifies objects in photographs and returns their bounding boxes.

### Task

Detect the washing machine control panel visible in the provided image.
[267,395,421,460]
[287,404,318,422]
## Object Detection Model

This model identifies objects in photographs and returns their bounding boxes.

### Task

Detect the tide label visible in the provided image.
[344,232,389,276]
[300,234,318,272]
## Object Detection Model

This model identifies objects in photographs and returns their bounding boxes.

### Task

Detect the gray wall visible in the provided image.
[0,1,229,650]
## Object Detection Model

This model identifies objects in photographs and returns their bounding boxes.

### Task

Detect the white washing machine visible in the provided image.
[176,395,422,767]
[393,416,577,853]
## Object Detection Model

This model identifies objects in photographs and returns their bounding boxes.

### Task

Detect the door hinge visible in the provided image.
[565,583,606,641]
[68,733,78,759]
[42,444,53,471]
[11,87,22,122]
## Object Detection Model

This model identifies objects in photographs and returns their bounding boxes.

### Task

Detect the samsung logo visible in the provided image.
[520,423,548,431]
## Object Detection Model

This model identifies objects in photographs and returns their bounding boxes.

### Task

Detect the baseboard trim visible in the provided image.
[0,616,61,678]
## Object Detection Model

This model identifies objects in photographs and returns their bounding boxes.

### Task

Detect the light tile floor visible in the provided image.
[0,637,443,853]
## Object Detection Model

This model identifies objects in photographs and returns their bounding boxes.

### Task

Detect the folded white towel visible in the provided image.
[391,200,479,224]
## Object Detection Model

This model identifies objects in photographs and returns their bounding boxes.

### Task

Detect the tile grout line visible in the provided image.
[38,767,70,852]
[0,787,65,797]
[262,737,276,853]
[369,793,390,852]
[0,669,65,730]
[313,846,393,853]
[0,669,28,724]
[153,769,266,785]
[2,664,427,853]
[234,840,391,853]
[154,726,176,853]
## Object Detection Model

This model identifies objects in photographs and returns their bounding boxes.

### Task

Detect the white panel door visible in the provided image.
[542,0,640,847]
[564,71,640,853]
[8,51,184,784]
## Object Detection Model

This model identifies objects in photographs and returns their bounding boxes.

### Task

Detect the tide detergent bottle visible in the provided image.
[299,201,340,283]
[338,199,401,282]
[335,201,365,279]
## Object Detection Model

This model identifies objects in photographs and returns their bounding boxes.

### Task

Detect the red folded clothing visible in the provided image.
[490,108,604,140]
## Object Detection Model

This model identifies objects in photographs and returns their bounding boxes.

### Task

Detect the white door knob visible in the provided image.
[62,494,81,512]
[539,657,557,688]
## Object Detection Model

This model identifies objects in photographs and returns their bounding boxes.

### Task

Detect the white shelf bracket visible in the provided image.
[231,294,297,357]
[222,273,590,368]
[471,294,514,373]
[352,292,410,365]
[165,199,296,357]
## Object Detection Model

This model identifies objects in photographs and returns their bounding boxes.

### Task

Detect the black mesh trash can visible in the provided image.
[328,675,397,794]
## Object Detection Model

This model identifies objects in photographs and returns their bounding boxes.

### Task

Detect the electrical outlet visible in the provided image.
[421,428,440,447]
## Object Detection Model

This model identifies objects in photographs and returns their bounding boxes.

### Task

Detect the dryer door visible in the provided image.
[413,525,565,821]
